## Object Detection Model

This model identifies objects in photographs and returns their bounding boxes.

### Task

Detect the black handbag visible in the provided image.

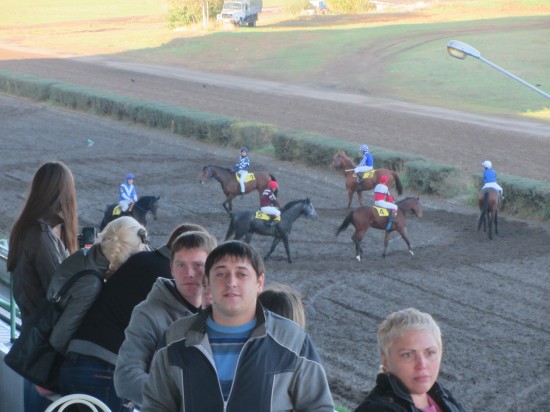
[4,268,102,392]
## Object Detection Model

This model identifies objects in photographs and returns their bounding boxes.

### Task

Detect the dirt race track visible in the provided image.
[1,92,549,411]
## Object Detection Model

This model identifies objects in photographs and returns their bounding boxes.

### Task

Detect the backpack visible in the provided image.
[4,269,102,392]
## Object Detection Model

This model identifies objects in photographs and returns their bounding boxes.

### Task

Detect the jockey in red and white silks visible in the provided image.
[260,180,281,218]
[374,175,397,212]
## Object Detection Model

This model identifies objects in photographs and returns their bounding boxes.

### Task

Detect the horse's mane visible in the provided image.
[397,196,419,205]
[282,199,307,211]
[334,151,354,167]
[206,164,232,173]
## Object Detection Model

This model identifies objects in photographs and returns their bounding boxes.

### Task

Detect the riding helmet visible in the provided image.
[380,175,388,184]
[359,145,369,153]
[481,160,492,169]
[126,173,135,180]
[240,146,249,153]
[268,180,278,189]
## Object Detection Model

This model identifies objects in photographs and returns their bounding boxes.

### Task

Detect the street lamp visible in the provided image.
[447,40,550,100]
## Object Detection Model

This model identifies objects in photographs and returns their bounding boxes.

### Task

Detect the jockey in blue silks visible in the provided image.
[481,160,504,199]
[234,146,250,198]
[119,173,138,212]
[354,145,374,183]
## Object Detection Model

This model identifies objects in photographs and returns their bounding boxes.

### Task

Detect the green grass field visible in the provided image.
[1,0,549,119]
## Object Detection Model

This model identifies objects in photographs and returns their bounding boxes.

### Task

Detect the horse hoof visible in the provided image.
[355,255,361,261]
[409,250,415,256]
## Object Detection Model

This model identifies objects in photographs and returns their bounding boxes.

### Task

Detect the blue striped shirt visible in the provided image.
[206,316,256,400]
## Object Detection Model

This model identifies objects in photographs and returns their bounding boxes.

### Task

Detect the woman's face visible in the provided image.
[382,329,441,397]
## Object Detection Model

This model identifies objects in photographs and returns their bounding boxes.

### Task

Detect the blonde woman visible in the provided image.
[48,216,149,355]
[354,308,466,412]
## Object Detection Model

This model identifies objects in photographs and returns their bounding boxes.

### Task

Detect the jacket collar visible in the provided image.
[185,303,267,346]
[380,373,447,405]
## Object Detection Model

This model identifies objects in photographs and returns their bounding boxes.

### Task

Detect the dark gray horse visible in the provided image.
[224,198,318,263]
[100,195,160,231]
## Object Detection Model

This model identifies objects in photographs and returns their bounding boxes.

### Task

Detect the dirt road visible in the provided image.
[1,93,549,411]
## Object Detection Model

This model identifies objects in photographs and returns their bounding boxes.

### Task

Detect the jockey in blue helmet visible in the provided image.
[481,160,504,199]
[234,146,250,198]
[119,173,138,212]
[354,145,374,183]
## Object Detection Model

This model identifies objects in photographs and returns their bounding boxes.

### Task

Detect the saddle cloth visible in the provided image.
[255,211,281,222]
[235,173,256,183]
[112,203,133,216]
[373,206,397,217]
[352,170,376,179]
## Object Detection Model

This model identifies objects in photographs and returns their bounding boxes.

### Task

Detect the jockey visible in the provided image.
[260,180,281,222]
[234,146,250,198]
[354,145,374,184]
[374,175,397,230]
[481,160,504,199]
[119,173,138,212]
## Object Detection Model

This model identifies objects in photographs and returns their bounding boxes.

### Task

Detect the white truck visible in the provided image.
[217,0,262,27]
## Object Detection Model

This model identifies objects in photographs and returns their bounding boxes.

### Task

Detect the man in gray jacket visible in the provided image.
[141,241,334,412]
[114,231,217,407]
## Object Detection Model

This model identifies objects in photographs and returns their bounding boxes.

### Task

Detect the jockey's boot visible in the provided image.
[240,191,245,200]
[386,211,396,231]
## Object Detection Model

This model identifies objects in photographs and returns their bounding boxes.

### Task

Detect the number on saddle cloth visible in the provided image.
[373,206,396,217]
[112,205,123,216]
[235,173,256,183]
[353,170,376,179]
[255,211,281,222]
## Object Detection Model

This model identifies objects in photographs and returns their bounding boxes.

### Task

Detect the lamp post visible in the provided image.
[447,40,550,100]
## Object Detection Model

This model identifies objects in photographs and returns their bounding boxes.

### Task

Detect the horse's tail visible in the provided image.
[477,191,489,231]
[336,210,354,237]
[225,214,236,240]
[392,171,403,196]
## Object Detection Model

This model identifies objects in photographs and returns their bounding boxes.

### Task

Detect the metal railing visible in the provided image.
[0,239,20,342]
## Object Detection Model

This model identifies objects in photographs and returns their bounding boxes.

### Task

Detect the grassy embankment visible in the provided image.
[1,0,549,120]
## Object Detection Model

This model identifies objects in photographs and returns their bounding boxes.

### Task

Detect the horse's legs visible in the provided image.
[351,230,366,261]
[357,190,364,207]
[395,227,413,256]
[264,237,282,262]
[494,210,498,236]
[244,233,253,243]
[487,212,494,240]
[347,190,354,209]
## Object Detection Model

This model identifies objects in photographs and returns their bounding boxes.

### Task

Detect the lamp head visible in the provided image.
[447,40,481,60]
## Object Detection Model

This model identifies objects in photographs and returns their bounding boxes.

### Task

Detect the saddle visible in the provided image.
[373,206,397,218]
[353,169,376,179]
[255,210,281,223]
[235,173,256,183]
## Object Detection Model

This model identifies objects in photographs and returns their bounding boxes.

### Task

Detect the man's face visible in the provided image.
[241,151,247,157]
[127,178,134,184]
[207,255,264,326]
[170,248,208,308]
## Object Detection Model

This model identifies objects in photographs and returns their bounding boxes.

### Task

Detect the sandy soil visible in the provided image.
[1,94,549,411]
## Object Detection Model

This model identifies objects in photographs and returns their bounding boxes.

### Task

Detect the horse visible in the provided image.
[199,165,276,214]
[335,197,422,261]
[100,195,160,231]
[478,188,500,240]
[224,198,318,263]
[331,151,403,209]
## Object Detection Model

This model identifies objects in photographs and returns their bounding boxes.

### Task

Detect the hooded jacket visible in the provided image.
[141,306,334,412]
[114,277,199,405]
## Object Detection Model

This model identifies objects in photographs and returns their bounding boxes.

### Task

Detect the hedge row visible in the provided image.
[1,70,547,220]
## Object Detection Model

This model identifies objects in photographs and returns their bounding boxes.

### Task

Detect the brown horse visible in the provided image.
[335,197,422,261]
[331,151,403,209]
[478,188,500,240]
[200,165,276,214]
